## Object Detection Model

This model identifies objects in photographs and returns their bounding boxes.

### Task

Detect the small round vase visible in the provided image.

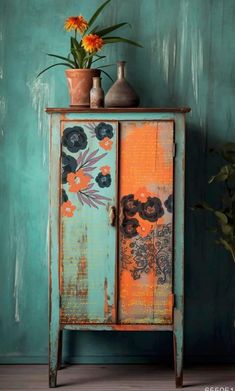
[65,69,101,107]
[90,77,104,108]
[105,61,139,108]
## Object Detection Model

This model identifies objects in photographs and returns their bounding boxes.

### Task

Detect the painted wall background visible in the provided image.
[0,0,235,364]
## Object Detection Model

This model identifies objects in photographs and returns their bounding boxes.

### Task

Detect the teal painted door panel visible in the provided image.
[60,121,117,323]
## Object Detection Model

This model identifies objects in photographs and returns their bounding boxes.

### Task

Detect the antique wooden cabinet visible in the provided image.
[46,107,190,388]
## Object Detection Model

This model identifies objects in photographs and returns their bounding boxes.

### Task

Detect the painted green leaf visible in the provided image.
[214,211,228,224]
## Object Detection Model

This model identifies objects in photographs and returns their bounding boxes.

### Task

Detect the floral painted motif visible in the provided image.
[136,219,154,238]
[67,170,91,192]
[120,223,172,282]
[94,122,114,140]
[164,194,173,213]
[62,126,88,153]
[62,152,77,184]
[95,172,112,188]
[121,194,140,217]
[99,137,113,151]
[134,187,151,203]
[61,123,114,215]
[61,200,76,217]
[100,165,110,175]
[139,196,164,222]
[120,218,139,238]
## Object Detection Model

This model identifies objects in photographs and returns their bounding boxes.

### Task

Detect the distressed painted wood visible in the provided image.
[173,114,185,388]
[47,110,187,388]
[49,113,61,387]
[119,121,174,324]
[60,121,118,324]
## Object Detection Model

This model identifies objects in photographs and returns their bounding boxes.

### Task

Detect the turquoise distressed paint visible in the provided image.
[0,0,235,364]
[48,109,185,387]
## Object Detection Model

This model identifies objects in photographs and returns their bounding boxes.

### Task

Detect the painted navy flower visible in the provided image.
[95,122,114,140]
[121,218,139,238]
[121,194,140,217]
[164,194,173,213]
[95,172,112,188]
[62,126,88,153]
[61,189,68,203]
[139,197,164,222]
[62,152,77,184]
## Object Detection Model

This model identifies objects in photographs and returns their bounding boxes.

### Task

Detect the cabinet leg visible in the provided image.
[57,330,63,370]
[173,319,183,388]
[49,325,60,387]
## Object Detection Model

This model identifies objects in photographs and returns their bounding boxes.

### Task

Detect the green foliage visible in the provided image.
[194,143,235,263]
[37,0,142,78]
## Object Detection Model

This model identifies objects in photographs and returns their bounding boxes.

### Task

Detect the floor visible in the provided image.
[0,364,234,390]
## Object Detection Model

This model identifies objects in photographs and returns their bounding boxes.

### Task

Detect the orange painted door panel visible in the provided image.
[119,121,174,324]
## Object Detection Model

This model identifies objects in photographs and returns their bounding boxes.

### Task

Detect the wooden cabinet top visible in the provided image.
[45,107,191,114]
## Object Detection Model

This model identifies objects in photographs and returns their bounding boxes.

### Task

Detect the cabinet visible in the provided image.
[46,107,190,388]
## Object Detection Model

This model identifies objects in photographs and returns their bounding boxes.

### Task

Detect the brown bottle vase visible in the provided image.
[105,61,140,108]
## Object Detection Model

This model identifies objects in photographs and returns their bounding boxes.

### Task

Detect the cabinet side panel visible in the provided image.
[60,120,118,324]
[119,121,174,324]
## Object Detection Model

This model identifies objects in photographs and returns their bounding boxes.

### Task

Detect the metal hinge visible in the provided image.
[172,143,176,158]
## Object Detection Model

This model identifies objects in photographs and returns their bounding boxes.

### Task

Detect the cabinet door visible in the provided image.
[119,121,174,324]
[60,121,118,323]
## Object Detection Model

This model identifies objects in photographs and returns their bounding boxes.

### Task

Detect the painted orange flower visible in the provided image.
[99,137,113,151]
[67,170,91,192]
[134,187,151,203]
[61,200,76,217]
[64,16,88,33]
[82,34,104,53]
[137,219,154,238]
[100,165,111,175]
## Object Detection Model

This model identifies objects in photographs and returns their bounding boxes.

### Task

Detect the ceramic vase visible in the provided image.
[65,69,101,107]
[105,61,139,108]
[90,77,104,108]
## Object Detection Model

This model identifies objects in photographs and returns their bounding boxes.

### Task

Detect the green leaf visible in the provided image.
[221,223,233,236]
[91,55,106,65]
[209,165,230,183]
[97,63,115,68]
[218,238,235,262]
[47,53,75,66]
[193,202,214,212]
[221,143,235,164]
[88,0,111,28]
[37,62,74,78]
[214,211,228,224]
[103,36,143,47]
[100,69,114,82]
[96,23,129,37]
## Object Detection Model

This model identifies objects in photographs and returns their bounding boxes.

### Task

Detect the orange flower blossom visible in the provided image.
[67,170,91,192]
[61,200,76,218]
[64,16,88,33]
[134,187,152,203]
[137,219,154,238]
[82,34,104,53]
[99,137,113,151]
[100,165,111,175]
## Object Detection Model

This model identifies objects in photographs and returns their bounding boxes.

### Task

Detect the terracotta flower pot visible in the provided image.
[65,69,101,107]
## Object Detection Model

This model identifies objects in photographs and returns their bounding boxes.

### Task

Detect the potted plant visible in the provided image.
[194,143,235,263]
[37,0,142,106]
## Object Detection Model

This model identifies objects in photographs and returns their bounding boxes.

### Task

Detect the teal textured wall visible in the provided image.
[0,0,235,363]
